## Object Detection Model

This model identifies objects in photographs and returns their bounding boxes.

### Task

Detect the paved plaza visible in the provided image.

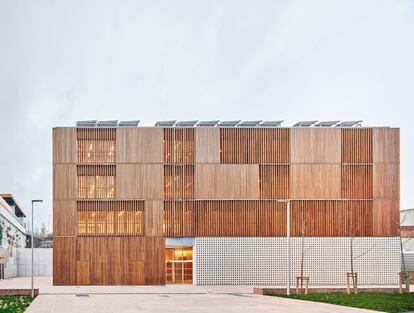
[0,277,384,312]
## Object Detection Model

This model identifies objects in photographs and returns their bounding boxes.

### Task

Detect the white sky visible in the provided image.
[0,0,413,231]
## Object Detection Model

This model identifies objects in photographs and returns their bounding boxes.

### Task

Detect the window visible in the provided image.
[77,201,144,236]
[77,128,116,163]
[77,165,115,199]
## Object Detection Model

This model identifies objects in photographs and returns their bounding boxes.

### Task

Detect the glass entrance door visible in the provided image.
[165,247,192,284]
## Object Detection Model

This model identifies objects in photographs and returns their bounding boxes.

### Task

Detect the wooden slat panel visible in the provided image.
[290,164,341,199]
[54,200,77,236]
[77,200,144,237]
[164,128,194,164]
[219,128,289,163]
[77,128,116,163]
[195,128,220,163]
[373,199,400,236]
[341,165,373,199]
[116,128,163,163]
[164,200,286,237]
[77,165,116,199]
[75,237,149,285]
[373,128,400,163]
[194,164,259,199]
[373,164,399,199]
[53,128,76,163]
[116,164,163,199]
[76,261,90,285]
[259,165,289,199]
[145,200,163,236]
[131,260,145,285]
[291,128,341,163]
[144,236,165,285]
[53,237,76,285]
[342,128,373,163]
[53,164,77,200]
[291,200,373,237]
[164,165,194,199]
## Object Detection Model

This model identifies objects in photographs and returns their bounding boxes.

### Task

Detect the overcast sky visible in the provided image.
[0,0,413,231]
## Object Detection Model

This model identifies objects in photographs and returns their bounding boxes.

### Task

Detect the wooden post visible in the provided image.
[354,273,358,294]
[346,273,350,294]
[305,277,309,295]
[296,277,299,294]
[399,272,411,294]
[295,276,310,294]
[346,272,358,294]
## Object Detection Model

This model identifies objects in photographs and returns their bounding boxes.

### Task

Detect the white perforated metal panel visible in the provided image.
[194,237,400,285]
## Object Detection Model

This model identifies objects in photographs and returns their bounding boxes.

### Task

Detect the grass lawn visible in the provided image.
[272,292,414,313]
[0,295,33,313]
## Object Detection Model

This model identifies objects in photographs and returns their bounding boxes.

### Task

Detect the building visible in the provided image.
[401,208,414,251]
[0,194,27,278]
[0,194,26,249]
[53,120,400,286]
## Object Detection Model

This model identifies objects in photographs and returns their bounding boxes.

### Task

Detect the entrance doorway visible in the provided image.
[165,247,193,284]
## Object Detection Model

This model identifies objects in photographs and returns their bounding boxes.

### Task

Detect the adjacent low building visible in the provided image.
[53,120,400,286]
[0,194,27,278]
[401,208,414,251]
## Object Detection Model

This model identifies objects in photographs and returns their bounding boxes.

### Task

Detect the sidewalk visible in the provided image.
[1,277,400,313]
[0,276,411,295]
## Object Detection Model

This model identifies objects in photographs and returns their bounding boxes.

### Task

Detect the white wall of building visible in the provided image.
[194,237,400,285]
[2,248,17,278]
[16,248,52,276]
[0,215,26,249]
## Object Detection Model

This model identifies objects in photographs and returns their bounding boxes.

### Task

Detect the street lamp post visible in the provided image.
[286,200,291,296]
[31,200,43,298]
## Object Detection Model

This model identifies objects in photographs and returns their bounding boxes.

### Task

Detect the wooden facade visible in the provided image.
[53,126,400,285]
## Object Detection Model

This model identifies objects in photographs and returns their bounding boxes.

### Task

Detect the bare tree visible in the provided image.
[394,211,412,293]
[296,219,309,294]
[345,222,360,294]
[300,219,306,289]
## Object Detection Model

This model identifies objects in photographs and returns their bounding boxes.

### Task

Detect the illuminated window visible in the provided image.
[164,129,194,164]
[87,211,95,234]
[164,165,194,199]
[77,165,115,199]
[117,211,125,234]
[107,211,114,234]
[77,200,144,236]
[78,211,87,234]
[77,129,116,163]
[96,211,106,234]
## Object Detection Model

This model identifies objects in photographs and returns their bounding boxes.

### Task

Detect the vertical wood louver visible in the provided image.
[77,200,144,236]
[164,128,195,164]
[163,200,374,237]
[341,128,373,163]
[341,165,373,199]
[164,165,194,200]
[77,128,116,163]
[220,128,289,163]
[77,165,116,199]
[259,165,289,199]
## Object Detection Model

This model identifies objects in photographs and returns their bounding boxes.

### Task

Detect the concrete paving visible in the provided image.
[0,277,383,313]
[25,293,378,313]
